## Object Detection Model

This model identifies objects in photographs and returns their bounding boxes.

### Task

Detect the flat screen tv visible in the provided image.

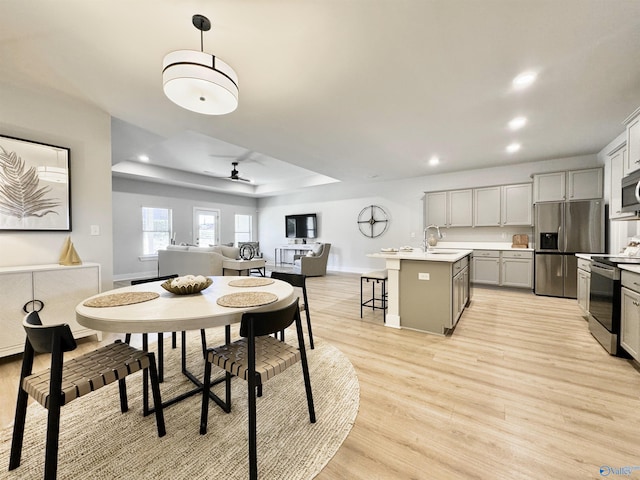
[285,213,317,239]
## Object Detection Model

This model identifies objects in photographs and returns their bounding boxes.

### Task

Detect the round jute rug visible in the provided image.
[0,328,359,480]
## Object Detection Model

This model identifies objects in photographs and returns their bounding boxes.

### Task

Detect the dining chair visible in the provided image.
[269,271,315,349]
[199,298,316,480]
[9,311,166,480]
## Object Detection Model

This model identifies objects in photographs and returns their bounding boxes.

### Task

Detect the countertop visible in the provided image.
[620,265,640,274]
[425,242,533,252]
[368,249,472,263]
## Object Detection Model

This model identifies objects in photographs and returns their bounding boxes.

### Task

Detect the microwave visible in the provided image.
[622,169,640,212]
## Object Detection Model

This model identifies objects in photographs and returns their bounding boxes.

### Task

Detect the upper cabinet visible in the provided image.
[473,184,532,227]
[533,171,565,202]
[473,186,501,226]
[425,190,473,227]
[624,107,640,176]
[426,183,532,228]
[533,167,603,203]
[502,183,533,226]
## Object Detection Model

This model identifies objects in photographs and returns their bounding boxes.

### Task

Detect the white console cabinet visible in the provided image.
[0,263,101,358]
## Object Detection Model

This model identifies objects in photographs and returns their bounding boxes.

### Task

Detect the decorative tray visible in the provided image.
[161,275,213,295]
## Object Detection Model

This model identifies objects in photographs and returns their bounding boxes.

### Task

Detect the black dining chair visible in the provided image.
[269,271,314,349]
[199,298,315,480]
[9,311,165,480]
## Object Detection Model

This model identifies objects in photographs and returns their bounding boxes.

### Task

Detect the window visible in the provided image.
[142,207,172,255]
[235,214,253,245]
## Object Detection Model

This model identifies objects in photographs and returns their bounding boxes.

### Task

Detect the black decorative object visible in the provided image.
[0,135,71,231]
[357,205,389,238]
[240,243,256,260]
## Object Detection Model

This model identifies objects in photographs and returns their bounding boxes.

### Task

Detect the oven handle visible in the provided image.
[591,263,619,280]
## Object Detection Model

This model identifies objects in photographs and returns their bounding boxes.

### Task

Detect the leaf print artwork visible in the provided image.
[0,135,70,231]
[0,146,61,220]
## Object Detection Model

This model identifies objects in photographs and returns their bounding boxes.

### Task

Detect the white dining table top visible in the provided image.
[76,276,294,334]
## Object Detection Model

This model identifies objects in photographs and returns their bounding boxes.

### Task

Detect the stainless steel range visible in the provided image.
[589,256,640,355]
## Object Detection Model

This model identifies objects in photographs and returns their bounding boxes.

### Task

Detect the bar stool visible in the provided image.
[360,270,388,322]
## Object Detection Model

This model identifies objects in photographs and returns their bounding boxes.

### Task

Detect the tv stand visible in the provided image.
[275,244,314,267]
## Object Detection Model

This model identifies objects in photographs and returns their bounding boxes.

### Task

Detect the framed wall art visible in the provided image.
[0,134,71,231]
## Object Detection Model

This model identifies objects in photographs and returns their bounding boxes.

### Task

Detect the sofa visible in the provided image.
[158,245,240,277]
[293,243,331,277]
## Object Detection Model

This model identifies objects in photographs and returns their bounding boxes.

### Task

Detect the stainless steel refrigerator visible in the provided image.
[534,200,605,298]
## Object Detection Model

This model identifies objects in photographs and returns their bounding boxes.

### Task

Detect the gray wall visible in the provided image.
[257,153,602,273]
[112,177,258,280]
[0,81,114,289]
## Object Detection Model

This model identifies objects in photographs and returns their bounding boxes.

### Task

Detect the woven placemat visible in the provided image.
[83,292,160,308]
[228,278,275,287]
[216,291,278,308]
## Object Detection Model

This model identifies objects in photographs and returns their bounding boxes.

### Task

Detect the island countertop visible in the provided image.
[368,249,473,263]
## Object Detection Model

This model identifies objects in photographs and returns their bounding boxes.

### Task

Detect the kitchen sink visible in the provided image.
[426,250,461,255]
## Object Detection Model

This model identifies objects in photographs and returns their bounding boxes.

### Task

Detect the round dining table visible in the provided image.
[76,276,294,334]
[75,275,295,413]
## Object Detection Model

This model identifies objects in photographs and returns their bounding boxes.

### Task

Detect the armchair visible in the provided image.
[292,243,331,277]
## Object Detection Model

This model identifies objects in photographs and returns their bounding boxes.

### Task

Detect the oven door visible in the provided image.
[589,263,619,332]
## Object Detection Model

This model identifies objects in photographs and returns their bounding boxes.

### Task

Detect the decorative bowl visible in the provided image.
[161,276,213,295]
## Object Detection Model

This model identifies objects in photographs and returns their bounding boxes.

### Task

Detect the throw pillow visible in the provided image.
[312,243,323,256]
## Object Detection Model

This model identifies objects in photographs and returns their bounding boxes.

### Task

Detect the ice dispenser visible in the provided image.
[539,232,559,251]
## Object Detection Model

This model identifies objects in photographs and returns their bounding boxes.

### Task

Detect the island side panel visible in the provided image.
[399,260,452,335]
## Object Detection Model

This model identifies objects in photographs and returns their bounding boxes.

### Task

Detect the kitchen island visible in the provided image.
[368,249,472,335]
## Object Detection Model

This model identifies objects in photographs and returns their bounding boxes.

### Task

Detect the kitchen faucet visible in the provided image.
[423,224,442,251]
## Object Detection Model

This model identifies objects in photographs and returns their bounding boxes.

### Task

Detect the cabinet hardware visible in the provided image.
[634,300,640,307]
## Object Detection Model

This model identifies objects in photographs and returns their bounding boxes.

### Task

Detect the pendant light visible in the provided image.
[162,14,238,115]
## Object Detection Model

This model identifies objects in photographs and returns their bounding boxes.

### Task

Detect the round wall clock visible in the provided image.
[357,205,389,238]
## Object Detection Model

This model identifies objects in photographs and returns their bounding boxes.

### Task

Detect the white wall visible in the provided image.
[258,154,602,273]
[0,81,113,289]
[112,177,258,280]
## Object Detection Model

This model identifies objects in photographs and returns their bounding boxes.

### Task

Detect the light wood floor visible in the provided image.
[2,273,640,479]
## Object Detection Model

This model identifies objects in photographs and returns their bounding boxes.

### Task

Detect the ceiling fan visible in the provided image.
[218,161,251,182]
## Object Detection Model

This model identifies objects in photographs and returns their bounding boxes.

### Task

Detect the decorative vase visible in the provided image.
[428,234,438,247]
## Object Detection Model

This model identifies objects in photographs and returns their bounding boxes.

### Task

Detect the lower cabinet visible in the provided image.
[577,266,591,316]
[0,263,101,358]
[501,251,533,288]
[453,265,469,326]
[621,271,640,361]
[472,251,501,285]
[472,250,533,289]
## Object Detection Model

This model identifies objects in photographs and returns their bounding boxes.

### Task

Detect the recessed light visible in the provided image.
[506,143,521,153]
[508,116,527,130]
[138,154,150,162]
[512,71,537,90]
[429,155,440,166]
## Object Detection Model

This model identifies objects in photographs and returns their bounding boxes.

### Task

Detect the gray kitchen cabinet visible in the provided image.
[471,250,501,285]
[501,251,533,288]
[424,189,473,227]
[621,270,640,360]
[0,263,101,358]
[533,168,603,202]
[501,183,533,226]
[452,257,470,326]
[576,258,591,317]
[473,187,501,226]
[567,168,603,201]
[624,107,640,176]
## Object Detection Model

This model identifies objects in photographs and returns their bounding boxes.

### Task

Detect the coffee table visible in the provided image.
[222,258,266,276]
